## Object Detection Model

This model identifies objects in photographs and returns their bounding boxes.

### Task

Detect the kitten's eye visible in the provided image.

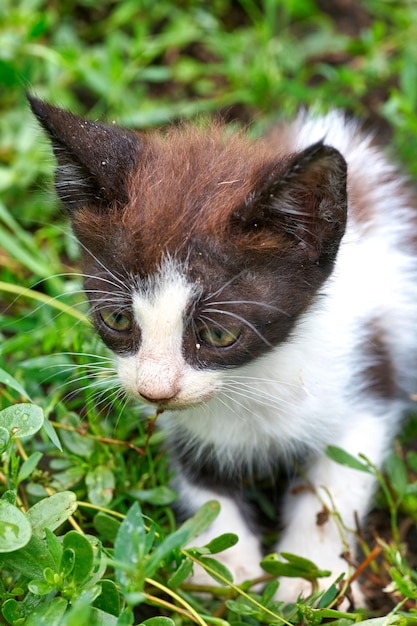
[197,326,241,348]
[99,309,132,332]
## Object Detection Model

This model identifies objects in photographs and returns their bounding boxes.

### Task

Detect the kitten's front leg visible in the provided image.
[275,411,393,605]
[174,476,265,586]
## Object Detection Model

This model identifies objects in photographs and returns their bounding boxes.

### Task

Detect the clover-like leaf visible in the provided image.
[0,500,31,552]
[0,403,44,440]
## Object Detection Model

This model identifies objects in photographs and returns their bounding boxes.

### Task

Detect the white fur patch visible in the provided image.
[116,260,221,406]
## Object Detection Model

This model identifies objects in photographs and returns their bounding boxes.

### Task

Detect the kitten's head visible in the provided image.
[29,96,347,409]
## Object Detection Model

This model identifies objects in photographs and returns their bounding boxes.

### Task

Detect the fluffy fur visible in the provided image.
[29,95,417,605]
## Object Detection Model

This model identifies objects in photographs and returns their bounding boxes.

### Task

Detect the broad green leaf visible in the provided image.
[199,556,234,585]
[45,527,63,569]
[24,596,68,626]
[114,501,146,591]
[128,486,178,506]
[86,465,115,507]
[0,533,55,578]
[0,426,10,453]
[178,500,220,542]
[0,403,44,440]
[261,552,330,579]
[17,451,43,484]
[0,367,31,399]
[94,512,121,543]
[1,598,22,624]
[62,531,94,585]
[326,445,371,473]
[384,453,408,500]
[0,500,31,552]
[167,557,193,587]
[141,618,176,626]
[205,533,238,554]
[27,491,77,537]
[59,413,95,457]
[93,579,121,617]
[28,578,56,595]
[60,546,75,578]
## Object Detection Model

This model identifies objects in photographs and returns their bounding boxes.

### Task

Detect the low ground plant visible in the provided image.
[1,1,417,623]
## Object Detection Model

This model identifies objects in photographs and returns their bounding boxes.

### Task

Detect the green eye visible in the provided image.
[197,326,241,348]
[99,309,132,332]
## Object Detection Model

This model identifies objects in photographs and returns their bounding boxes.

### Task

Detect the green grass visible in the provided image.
[1,0,417,624]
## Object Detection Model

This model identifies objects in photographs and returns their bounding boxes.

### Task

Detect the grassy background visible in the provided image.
[1,1,417,624]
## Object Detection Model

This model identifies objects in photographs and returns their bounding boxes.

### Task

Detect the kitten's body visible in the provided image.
[30,97,417,604]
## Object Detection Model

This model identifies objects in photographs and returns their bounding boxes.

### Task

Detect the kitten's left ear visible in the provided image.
[28,94,142,210]
[239,141,348,265]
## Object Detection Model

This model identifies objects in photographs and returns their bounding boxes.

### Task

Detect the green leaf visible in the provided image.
[0,403,44,440]
[17,451,43,484]
[178,500,220,542]
[145,527,190,578]
[199,556,234,585]
[62,531,95,585]
[28,578,56,595]
[261,579,279,604]
[60,547,75,578]
[86,465,115,507]
[141,618,176,626]
[261,552,331,579]
[0,426,10,453]
[326,445,372,473]
[42,418,62,451]
[24,596,68,626]
[226,597,259,617]
[0,533,56,579]
[167,556,194,587]
[317,582,339,607]
[114,501,147,591]
[45,527,63,569]
[128,486,178,506]
[0,368,31,400]
[93,579,121,617]
[2,598,22,625]
[94,512,121,543]
[204,533,238,554]
[27,491,78,537]
[0,500,32,552]
[385,453,408,500]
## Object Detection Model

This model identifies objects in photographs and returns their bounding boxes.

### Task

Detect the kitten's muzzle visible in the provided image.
[139,390,178,405]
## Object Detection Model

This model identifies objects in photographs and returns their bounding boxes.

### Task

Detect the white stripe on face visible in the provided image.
[116,261,221,407]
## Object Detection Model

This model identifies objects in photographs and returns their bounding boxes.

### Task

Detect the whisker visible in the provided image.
[201,308,272,346]
[204,300,286,315]
[203,271,246,301]
[220,382,293,410]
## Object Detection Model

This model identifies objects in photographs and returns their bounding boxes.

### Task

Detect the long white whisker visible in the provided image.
[220,382,293,410]
[201,308,272,346]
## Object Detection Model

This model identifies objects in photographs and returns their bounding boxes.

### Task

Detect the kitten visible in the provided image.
[29,95,417,604]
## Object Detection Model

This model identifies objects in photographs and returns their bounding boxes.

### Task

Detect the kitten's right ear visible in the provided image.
[27,95,142,211]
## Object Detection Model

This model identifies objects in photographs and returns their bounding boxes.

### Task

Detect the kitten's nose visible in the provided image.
[139,390,178,405]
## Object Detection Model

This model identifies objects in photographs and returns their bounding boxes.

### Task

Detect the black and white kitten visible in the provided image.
[29,96,417,604]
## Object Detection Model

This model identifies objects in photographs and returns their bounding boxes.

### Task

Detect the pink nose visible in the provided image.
[139,390,177,404]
